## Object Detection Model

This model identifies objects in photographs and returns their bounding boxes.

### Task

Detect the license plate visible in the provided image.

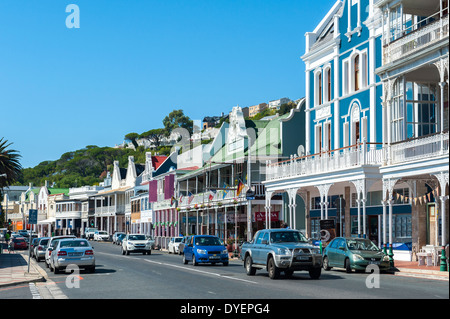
[69,252,83,257]
[368,261,380,265]
[297,256,309,261]
[210,255,220,259]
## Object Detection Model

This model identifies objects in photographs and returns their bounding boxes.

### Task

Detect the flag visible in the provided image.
[170,196,175,207]
[188,192,194,204]
[179,194,183,204]
[209,189,216,201]
[223,183,229,199]
[237,179,245,197]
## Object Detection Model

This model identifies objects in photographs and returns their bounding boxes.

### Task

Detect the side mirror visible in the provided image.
[339,246,346,251]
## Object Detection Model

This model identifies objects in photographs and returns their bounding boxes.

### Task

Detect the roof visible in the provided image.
[152,156,167,170]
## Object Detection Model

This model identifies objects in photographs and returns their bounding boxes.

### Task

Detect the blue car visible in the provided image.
[183,235,229,266]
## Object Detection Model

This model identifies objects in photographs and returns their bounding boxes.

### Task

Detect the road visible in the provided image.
[2,241,448,304]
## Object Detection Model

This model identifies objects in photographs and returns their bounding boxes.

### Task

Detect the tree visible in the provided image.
[0,137,22,188]
[139,128,166,148]
[163,109,193,136]
[124,132,140,149]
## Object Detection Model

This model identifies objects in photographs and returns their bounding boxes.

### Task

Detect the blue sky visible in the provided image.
[0,0,336,169]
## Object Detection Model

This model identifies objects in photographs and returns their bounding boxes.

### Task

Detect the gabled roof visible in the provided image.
[152,155,167,171]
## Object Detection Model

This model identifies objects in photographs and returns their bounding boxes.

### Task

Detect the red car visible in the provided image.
[12,237,28,250]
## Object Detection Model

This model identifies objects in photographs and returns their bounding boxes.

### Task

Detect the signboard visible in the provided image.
[254,211,279,222]
[28,209,38,225]
[246,189,255,200]
[319,219,336,247]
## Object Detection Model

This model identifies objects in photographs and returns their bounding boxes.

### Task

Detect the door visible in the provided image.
[326,238,339,267]
[335,239,348,267]
[368,216,378,245]
[252,232,265,264]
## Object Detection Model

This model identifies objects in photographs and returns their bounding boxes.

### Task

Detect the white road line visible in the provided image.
[29,283,41,299]
[144,259,258,284]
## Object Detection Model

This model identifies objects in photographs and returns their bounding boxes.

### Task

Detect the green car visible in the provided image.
[322,237,390,273]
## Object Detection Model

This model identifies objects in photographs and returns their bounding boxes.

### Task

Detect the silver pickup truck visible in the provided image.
[240,229,322,279]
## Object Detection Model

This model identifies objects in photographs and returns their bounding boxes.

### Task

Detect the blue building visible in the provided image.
[264,0,449,262]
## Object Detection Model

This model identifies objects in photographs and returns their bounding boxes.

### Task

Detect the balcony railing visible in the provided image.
[94,205,125,215]
[384,14,448,64]
[266,141,383,182]
[389,132,449,165]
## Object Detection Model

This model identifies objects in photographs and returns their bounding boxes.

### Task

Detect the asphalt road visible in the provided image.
[6,241,449,303]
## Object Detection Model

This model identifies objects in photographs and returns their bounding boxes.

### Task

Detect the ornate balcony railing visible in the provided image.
[388,132,449,165]
[383,15,448,64]
[266,141,384,182]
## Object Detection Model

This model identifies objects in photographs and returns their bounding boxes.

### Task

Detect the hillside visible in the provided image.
[17,145,153,188]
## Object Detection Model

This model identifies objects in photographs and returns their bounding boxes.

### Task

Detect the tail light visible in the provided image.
[57,251,67,256]
[85,250,94,255]
[38,246,44,251]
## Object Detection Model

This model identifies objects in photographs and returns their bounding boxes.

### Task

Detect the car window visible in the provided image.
[40,239,49,246]
[270,231,308,243]
[328,239,337,248]
[347,239,379,251]
[175,238,183,243]
[129,235,146,240]
[60,240,90,248]
[194,237,222,246]
[261,232,269,243]
[255,232,264,245]
[337,239,346,249]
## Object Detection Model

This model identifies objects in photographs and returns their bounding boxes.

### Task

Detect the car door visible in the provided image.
[335,239,348,267]
[251,232,265,264]
[185,236,195,261]
[326,238,340,267]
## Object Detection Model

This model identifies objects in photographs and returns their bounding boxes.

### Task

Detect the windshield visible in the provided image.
[174,238,183,243]
[270,231,308,243]
[129,235,146,241]
[194,237,222,246]
[347,239,379,251]
[99,231,108,235]
[40,239,49,246]
[60,240,90,248]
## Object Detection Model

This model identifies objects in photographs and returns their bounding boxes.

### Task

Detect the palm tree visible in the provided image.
[0,137,22,188]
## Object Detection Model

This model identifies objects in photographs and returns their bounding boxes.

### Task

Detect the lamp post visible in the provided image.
[0,173,7,229]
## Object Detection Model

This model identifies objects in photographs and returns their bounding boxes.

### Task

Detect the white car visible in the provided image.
[94,230,110,241]
[45,235,76,268]
[49,238,95,274]
[168,237,183,254]
[121,234,152,255]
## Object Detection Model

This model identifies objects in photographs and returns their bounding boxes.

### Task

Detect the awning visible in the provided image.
[38,217,56,224]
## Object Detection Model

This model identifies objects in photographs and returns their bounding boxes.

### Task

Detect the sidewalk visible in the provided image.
[0,243,47,288]
[389,260,449,281]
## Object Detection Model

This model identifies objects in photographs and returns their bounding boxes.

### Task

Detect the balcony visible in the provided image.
[266,141,383,182]
[388,132,449,165]
[383,14,448,64]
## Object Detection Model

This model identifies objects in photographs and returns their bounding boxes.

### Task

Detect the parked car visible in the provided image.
[116,233,127,246]
[11,237,28,250]
[121,234,152,255]
[30,237,41,258]
[112,232,125,244]
[45,235,76,268]
[34,237,50,262]
[322,237,390,273]
[183,235,228,266]
[94,230,110,241]
[178,236,191,255]
[240,229,322,279]
[168,237,183,254]
[84,227,98,240]
[48,238,95,274]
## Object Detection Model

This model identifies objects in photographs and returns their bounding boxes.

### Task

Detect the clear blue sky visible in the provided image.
[0,0,336,169]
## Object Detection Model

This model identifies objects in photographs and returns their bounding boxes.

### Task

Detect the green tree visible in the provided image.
[163,109,193,136]
[0,138,22,188]
[124,132,140,149]
[139,128,166,148]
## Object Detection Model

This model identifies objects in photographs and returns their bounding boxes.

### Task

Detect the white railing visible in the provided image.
[95,205,125,215]
[384,15,448,64]
[266,141,383,181]
[389,132,449,165]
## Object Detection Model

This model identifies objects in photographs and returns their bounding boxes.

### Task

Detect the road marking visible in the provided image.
[29,283,41,299]
[144,259,258,284]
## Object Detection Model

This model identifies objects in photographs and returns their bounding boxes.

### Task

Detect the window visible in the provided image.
[343,61,349,95]
[354,54,360,91]
[317,72,322,105]
[315,124,322,154]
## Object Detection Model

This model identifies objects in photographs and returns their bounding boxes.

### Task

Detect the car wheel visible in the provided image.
[183,254,188,265]
[345,258,352,273]
[245,255,256,276]
[323,256,331,271]
[88,266,95,273]
[192,254,198,266]
[126,249,130,255]
[267,257,280,279]
[309,267,321,279]
[121,247,125,255]
[54,266,61,274]
[45,261,49,268]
